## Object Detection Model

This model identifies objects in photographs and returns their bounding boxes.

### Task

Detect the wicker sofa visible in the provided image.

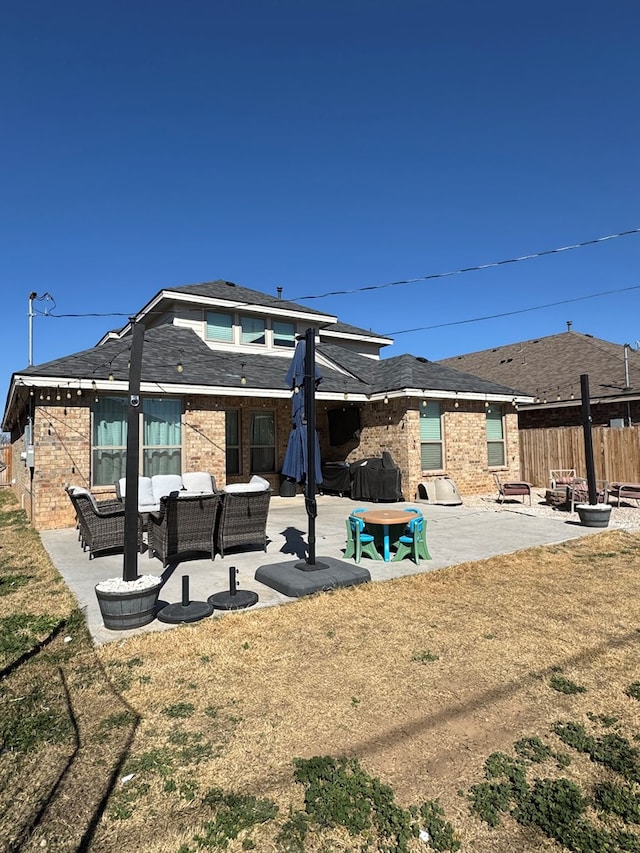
[116,472,217,514]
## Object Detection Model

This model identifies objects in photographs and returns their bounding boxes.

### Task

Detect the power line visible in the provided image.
[291,227,640,301]
[382,284,640,336]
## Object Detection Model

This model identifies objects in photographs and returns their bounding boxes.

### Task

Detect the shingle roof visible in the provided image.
[317,344,523,397]
[438,331,640,402]
[18,326,524,399]
[320,320,392,342]
[166,279,332,319]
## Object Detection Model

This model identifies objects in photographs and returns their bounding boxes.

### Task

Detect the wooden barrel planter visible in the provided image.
[576,504,612,528]
[95,578,162,630]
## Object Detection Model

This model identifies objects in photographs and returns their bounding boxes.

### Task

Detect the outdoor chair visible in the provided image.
[493,473,532,505]
[607,482,640,508]
[345,515,382,564]
[549,469,576,489]
[147,492,222,567]
[65,486,132,559]
[392,514,431,564]
[215,489,271,558]
[567,477,608,513]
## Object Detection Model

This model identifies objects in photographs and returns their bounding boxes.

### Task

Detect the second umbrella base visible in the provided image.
[157,600,214,623]
[208,589,259,610]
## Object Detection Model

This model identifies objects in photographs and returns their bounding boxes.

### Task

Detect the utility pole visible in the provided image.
[28,292,37,366]
[28,291,54,366]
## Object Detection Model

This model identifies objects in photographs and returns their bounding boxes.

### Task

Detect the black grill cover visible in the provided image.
[350,453,403,502]
[320,462,351,495]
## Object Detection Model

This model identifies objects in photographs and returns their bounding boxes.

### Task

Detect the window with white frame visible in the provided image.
[273,320,296,348]
[225,410,241,476]
[142,398,182,476]
[486,405,505,466]
[241,315,266,345]
[92,397,128,486]
[250,410,275,472]
[206,311,234,342]
[420,401,443,470]
[92,396,182,486]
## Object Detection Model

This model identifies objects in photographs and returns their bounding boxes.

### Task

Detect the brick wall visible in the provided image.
[317,399,522,501]
[12,394,523,530]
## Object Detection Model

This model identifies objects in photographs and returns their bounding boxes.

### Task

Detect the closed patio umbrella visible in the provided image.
[281,337,323,487]
[282,330,324,568]
[255,329,370,592]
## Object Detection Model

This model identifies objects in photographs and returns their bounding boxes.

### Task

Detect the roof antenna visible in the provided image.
[566,320,573,331]
[277,286,283,299]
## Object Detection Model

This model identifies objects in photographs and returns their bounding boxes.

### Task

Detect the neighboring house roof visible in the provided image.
[438,331,640,406]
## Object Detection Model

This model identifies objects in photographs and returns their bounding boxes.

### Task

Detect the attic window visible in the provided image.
[241,315,266,345]
[273,320,295,348]
[206,311,233,342]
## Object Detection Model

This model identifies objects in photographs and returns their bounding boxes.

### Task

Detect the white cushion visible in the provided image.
[69,486,99,511]
[224,475,270,494]
[249,475,270,491]
[151,474,184,503]
[181,472,214,494]
[118,476,155,506]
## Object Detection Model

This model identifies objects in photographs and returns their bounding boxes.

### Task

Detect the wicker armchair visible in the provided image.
[215,490,271,558]
[147,492,221,568]
[65,486,130,558]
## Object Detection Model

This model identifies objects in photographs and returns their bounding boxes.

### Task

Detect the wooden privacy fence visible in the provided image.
[520,425,640,487]
[0,444,10,487]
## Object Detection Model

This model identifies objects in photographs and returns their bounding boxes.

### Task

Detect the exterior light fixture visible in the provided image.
[76,387,82,396]
[454,393,459,408]
[176,360,184,373]
[66,389,72,399]
[108,372,114,381]
[240,363,247,385]
[384,394,389,405]
[56,387,61,401]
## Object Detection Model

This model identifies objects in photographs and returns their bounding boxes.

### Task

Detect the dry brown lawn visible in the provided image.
[2,489,640,852]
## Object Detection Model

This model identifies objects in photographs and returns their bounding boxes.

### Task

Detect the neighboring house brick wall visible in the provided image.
[519,400,640,429]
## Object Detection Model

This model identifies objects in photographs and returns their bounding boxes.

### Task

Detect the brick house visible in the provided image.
[438,328,640,429]
[2,279,531,530]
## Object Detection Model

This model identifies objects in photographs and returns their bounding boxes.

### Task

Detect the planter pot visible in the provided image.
[576,503,612,528]
[95,576,163,631]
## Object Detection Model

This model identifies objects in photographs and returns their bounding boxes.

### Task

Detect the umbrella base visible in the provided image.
[208,589,259,610]
[157,600,214,623]
[255,557,370,598]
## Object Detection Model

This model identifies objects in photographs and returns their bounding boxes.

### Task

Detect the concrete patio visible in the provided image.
[41,494,606,646]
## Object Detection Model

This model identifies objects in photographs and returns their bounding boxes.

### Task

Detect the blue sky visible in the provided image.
[2,0,639,397]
